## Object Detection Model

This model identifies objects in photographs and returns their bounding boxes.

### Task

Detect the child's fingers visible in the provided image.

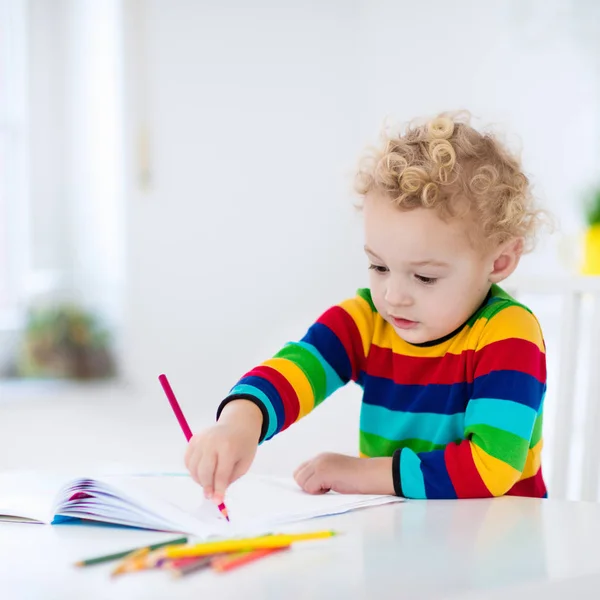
[185,447,201,483]
[295,460,331,495]
[301,472,330,495]
[189,455,203,486]
[185,442,204,486]
[293,460,310,480]
[212,455,235,505]
[197,451,218,499]
[294,461,312,490]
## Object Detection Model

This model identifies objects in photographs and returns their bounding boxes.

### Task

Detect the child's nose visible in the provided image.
[384,283,413,307]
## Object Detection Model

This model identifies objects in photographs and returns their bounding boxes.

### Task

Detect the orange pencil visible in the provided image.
[211,546,290,573]
[159,373,230,522]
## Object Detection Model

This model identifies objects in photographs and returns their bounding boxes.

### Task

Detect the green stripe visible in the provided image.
[400,438,450,454]
[360,431,448,457]
[356,288,377,313]
[530,412,544,447]
[491,283,516,303]
[296,341,344,400]
[469,424,530,471]
[274,343,327,404]
[469,284,533,327]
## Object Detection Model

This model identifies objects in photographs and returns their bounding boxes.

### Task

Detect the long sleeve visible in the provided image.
[217,290,375,442]
[393,304,547,499]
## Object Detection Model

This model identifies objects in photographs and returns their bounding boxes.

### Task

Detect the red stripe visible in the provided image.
[474,338,546,383]
[366,345,469,385]
[365,337,546,387]
[445,441,493,498]
[506,466,547,498]
[244,366,300,430]
[317,306,365,381]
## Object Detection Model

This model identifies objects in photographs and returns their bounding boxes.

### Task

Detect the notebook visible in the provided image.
[0,471,403,538]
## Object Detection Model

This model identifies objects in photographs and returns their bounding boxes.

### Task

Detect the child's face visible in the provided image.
[363,194,494,344]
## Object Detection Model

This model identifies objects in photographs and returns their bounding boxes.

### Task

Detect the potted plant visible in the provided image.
[15,304,116,380]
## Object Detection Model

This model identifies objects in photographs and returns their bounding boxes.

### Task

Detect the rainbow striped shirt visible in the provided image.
[218,284,547,499]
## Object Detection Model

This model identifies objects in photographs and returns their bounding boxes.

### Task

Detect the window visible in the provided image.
[0,0,28,324]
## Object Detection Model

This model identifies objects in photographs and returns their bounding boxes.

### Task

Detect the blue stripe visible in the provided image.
[400,449,427,499]
[465,398,537,441]
[302,322,352,384]
[232,377,285,439]
[362,370,544,415]
[295,341,344,398]
[473,370,545,411]
[360,403,464,445]
[362,375,470,414]
[418,448,457,499]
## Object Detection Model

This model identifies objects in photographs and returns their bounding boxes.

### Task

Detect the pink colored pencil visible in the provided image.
[159,373,193,441]
[158,373,230,522]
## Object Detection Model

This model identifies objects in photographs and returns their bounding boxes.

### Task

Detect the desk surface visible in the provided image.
[2,495,600,600]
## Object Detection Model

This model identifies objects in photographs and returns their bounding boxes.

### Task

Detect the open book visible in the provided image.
[0,472,403,538]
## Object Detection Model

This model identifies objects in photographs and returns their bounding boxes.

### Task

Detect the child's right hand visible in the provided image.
[184,400,263,505]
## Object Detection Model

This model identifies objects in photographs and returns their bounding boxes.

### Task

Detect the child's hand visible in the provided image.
[184,400,263,505]
[293,453,395,496]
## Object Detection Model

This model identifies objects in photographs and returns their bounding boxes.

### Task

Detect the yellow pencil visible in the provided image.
[163,530,338,559]
[111,548,151,577]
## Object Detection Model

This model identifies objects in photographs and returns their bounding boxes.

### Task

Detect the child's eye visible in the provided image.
[415,274,437,285]
[369,264,389,274]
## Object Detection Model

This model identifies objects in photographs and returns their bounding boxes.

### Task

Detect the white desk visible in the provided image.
[2,496,600,600]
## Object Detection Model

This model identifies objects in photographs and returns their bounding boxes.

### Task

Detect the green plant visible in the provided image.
[584,187,600,227]
[16,304,115,380]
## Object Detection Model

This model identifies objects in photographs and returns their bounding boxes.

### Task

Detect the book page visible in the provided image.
[0,471,74,524]
[87,473,403,537]
[0,471,403,536]
[224,475,403,532]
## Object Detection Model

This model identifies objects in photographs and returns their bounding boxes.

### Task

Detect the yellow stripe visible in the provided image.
[521,439,543,479]
[263,358,315,418]
[359,450,369,458]
[339,296,374,358]
[471,444,521,497]
[371,316,481,357]
[478,305,545,353]
[370,304,544,357]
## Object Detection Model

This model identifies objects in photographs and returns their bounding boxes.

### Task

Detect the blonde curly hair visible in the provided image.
[355,111,548,252]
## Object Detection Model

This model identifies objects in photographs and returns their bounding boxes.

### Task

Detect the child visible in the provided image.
[185,111,548,503]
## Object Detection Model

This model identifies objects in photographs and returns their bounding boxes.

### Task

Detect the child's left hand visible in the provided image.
[293,452,395,496]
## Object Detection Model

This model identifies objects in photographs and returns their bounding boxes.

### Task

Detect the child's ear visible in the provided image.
[488,237,524,283]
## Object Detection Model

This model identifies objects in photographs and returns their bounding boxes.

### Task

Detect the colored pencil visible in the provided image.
[111,547,151,577]
[211,546,289,573]
[158,373,230,522]
[169,555,215,578]
[74,536,188,567]
[158,373,193,441]
[164,530,337,559]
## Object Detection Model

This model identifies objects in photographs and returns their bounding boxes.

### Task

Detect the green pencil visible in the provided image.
[75,536,188,567]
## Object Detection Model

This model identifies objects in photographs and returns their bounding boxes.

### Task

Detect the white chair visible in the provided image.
[504,275,600,501]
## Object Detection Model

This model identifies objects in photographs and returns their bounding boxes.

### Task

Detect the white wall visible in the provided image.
[24,0,123,313]
[121,0,366,417]
[28,0,68,277]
